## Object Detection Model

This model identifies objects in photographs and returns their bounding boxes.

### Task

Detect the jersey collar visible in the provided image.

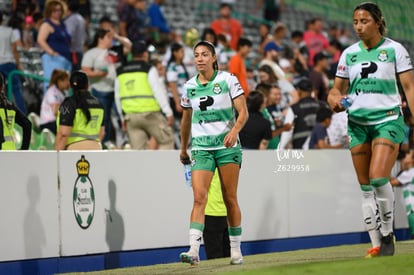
[359,37,385,52]
[196,70,218,87]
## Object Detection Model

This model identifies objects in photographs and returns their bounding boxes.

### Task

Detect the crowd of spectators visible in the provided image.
[1,0,413,153]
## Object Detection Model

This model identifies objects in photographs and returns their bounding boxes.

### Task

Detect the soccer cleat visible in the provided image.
[180,251,200,266]
[378,232,395,256]
[230,251,243,265]
[365,246,380,258]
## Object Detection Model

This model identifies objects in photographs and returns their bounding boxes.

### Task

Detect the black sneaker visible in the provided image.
[378,232,395,256]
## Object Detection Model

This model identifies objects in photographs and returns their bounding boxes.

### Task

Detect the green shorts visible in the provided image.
[348,115,405,149]
[191,147,242,172]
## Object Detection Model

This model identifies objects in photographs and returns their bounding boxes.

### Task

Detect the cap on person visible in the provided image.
[70,71,89,90]
[295,77,313,92]
[132,40,148,55]
[264,42,282,53]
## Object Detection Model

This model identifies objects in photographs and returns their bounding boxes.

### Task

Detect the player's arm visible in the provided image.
[224,95,248,147]
[259,139,269,150]
[399,70,414,121]
[316,139,343,149]
[389,177,401,186]
[327,77,349,112]
[180,107,192,162]
[55,125,72,151]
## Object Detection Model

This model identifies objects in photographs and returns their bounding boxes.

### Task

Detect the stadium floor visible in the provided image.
[62,240,414,275]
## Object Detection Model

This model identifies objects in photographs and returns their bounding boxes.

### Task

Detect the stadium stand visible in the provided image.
[2,0,414,150]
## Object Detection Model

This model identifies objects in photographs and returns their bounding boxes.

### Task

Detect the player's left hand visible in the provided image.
[223,129,237,147]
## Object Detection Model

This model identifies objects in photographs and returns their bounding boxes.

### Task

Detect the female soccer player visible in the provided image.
[179,40,248,265]
[328,2,414,257]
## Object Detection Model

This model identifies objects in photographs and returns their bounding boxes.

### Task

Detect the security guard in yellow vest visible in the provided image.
[114,41,174,150]
[55,71,105,150]
[0,73,31,150]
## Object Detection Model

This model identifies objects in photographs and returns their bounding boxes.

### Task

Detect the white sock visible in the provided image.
[189,228,202,255]
[373,183,394,236]
[361,188,381,248]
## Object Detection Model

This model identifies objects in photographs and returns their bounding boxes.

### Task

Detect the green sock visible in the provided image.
[408,211,414,236]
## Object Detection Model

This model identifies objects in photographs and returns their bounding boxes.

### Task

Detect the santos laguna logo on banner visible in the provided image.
[73,155,95,229]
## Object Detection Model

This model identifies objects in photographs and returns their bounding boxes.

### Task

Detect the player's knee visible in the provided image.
[369,177,388,187]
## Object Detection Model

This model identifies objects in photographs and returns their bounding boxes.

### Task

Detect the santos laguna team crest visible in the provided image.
[73,155,95,229]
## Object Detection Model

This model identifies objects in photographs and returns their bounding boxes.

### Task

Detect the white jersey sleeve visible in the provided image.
[394,41,413,73]
[228,73,245,99]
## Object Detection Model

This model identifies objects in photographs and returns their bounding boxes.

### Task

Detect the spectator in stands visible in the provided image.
[99,16,132,67]
[338,27,355,48]
[210,3,243,51]
[246,67,257,92]
[37,0,46,13]
[55,70,104,150]
[303,17,331,67]
[290,30,309,63]
[257,22,273,56]
[309,107,342,149]
[12,0,38,18]
[77,0,91,30]
[29,12,43,47]
[327,111,348,148]
[257,82,292,148]
[216,33,234,71]
[201,28,218,46]
[39,69,69,134]
[0,72,31,150]
[327,25,340,43]
[166,42,190,148]
[147,0,172,52]
[179,40,247,266]
[22,14,35,48]
[268,23,289,57]
[258,42,285,81]
[114,41,174,150]
[256,0,285,23]
[327,2,414,257]
[119,0,152,46]
[257,64,296,109]
[279,77,327,149]
[64,0,87,71]
[228,37,252,96]
[390,151,414,239]
[37,0,72,93]
[0,12,27,114]
[239,90,272,149]
[81,29,119,149]
[8,14,26,49]
[328,39,343,79]
[309,52,330,102]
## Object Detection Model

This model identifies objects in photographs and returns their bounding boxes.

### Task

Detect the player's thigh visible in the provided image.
[216,147,242,197]
[369,119,404,178]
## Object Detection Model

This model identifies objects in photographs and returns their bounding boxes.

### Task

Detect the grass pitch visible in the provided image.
[62,240,414,275]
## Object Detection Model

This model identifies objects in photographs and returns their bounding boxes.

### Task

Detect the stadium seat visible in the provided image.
[27,112,41,134]
[38,128,56,150]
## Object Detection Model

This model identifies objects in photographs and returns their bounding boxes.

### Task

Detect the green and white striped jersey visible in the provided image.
[336,37,412,125]
[181,70,244,150]
[166,61,188,97]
